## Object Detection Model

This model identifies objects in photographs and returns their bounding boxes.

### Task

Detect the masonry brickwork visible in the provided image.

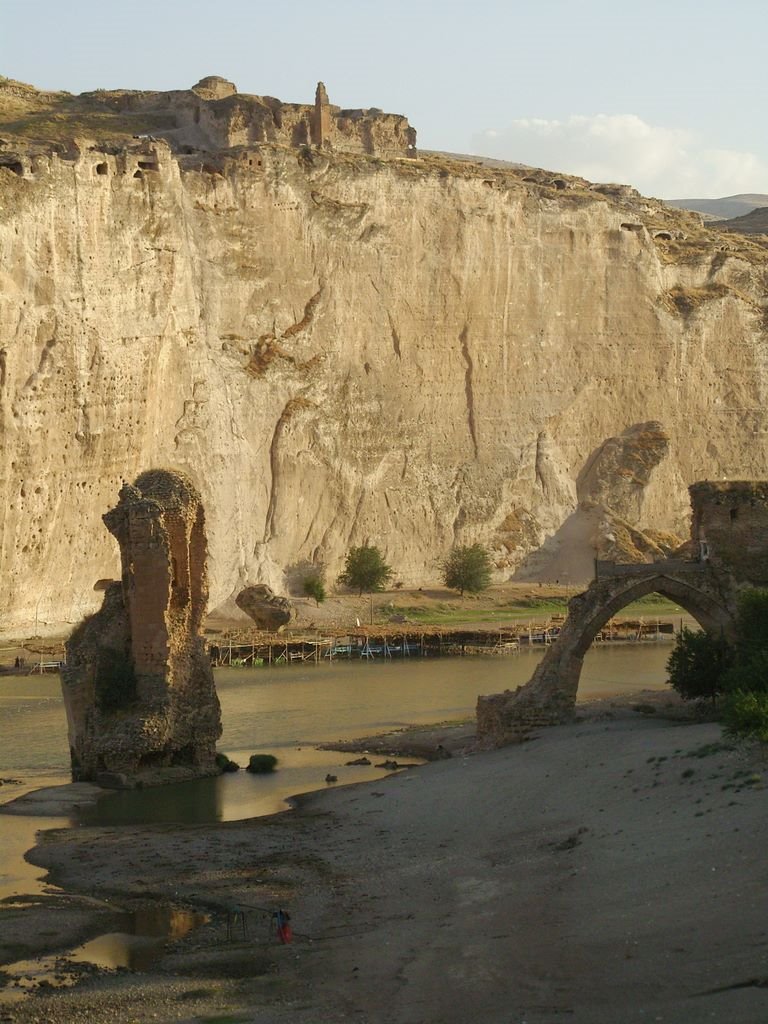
[61,470,221,785]
[105,77,417,159]
[690,481,768,583]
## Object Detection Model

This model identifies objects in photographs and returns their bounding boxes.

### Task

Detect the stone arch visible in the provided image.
[477,564,738,746]
[539,571,735,710]
[568,573,733,662]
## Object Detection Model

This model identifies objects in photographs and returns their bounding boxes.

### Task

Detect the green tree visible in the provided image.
[441,543,493,596]
[337,544,392,596]
[722,690,768,742]
[666,626,733,705]
[666,589,768,738]
[303,573,326,606]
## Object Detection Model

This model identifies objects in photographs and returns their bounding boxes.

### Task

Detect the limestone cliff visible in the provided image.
[1,125,767,633]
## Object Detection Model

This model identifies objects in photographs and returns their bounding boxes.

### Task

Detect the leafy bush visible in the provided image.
[337,544,392,595]
[667,589,768,740]
[722,691,768,743]
[302,573,326,606]
[441,544,492,596]
[721,648,768,695]
[666,627,732,704]
[733,588,768,651]
[215,752,240,773]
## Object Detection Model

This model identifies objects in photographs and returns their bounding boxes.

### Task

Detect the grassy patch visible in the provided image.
[619,597,685,617]
[0,109,174,142]
[381,593,682,627]
[384,602,566,625]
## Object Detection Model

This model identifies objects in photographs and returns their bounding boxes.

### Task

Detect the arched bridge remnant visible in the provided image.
[61,470,222,786]
[477,481,768,747]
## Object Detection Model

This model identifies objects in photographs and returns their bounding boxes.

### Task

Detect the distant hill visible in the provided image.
[716,206,768,235]
[666,194,768,220]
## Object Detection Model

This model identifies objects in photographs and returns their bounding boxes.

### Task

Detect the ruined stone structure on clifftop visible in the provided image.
[61,470,222,786]
[476,482,766,747]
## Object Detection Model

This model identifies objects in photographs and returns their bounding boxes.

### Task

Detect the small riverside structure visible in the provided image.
[476,481,766,747]
[209,616,674,667]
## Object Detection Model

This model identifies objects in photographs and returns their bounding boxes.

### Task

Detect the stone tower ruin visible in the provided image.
[61,470,222,785]
[312,81,332,148]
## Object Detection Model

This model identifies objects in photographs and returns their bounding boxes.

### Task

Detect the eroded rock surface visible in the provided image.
[514,423,687,580]
[1,84,768,632]
[61,470,222,785]
[235,584,295,630]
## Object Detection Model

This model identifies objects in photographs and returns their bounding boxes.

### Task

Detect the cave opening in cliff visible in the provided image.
[95,162,108,176]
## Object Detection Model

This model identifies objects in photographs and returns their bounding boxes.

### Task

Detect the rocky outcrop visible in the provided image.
[513,423,687,580]
[235,584,294,630]
[0,122,767,633]
[60,471,222,785]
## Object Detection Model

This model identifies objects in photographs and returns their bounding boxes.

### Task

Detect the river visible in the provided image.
[0,641,675,898]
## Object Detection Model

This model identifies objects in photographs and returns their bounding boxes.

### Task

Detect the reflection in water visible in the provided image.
[0,640,682,891]
[85,747,408,826]
[0,905,207,998]
[71,905,207,969]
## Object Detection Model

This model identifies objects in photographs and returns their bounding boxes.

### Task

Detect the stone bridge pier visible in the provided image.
[476,561,739,747]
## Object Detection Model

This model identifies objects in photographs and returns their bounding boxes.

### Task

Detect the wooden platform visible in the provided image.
[207,616,675,667]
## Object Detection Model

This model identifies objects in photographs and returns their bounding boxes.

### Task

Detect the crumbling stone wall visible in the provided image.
[690,481,768,583]
[116,78,416,158]
[61,470,221,785]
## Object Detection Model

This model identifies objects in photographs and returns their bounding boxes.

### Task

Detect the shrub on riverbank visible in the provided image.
[723,691,768,742]
[666,627,732,704]
[667,589,768,739]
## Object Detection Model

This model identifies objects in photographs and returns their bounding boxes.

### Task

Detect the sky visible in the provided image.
[2,0,766,199]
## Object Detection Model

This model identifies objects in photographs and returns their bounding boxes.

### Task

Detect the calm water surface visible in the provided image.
[0,642,676,896]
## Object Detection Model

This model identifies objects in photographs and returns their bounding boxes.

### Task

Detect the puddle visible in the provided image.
[0,904,206,1003]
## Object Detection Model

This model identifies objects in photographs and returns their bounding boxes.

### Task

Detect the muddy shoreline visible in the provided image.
[2,696,767,1023]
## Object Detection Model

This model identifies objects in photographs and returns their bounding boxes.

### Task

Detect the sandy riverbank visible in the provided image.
[2,696,768,1024]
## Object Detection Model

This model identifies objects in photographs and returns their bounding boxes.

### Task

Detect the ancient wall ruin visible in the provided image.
[109,76,417,158]
[61,470,221,786]
[690,481,768,583]
[476,481,767,746]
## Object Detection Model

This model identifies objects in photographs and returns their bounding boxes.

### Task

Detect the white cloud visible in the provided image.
[471,114,768,198]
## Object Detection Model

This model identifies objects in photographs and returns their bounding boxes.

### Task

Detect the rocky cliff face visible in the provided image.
[1,138,767,633]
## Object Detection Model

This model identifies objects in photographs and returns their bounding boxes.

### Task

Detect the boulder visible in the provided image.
[235,585,295,630]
